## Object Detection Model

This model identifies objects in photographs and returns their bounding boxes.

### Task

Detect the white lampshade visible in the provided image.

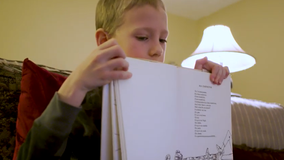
[181,25,256,73]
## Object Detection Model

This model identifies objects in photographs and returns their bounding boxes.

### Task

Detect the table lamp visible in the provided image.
[181,25,256,73]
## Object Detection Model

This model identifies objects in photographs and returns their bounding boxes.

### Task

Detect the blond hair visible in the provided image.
[95,0,165,36]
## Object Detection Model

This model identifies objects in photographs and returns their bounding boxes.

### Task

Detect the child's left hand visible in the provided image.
[194,57,230,85]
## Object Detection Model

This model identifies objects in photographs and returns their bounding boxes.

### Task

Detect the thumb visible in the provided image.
[194,57,208,70]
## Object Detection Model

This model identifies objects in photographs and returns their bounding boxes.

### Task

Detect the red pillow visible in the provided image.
[13,59,67,160]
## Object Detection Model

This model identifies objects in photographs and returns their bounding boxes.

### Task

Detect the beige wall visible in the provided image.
[197,0,284,105]
[165,14,198,66]
[1,0,283,104]
[0,0,99,70]
[0,0,197,70]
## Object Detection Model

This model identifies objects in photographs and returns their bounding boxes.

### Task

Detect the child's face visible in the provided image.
[113,5,168,63]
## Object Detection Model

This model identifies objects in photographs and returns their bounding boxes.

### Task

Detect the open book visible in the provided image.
[101,57,233,160]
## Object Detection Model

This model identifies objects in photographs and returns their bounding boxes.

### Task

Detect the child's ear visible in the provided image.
[95,29,109,46]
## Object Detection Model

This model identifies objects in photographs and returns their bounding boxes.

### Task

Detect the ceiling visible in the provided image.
[162,0,242,20]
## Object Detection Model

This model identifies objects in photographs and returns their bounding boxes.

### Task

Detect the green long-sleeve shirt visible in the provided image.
[17,88,103,160]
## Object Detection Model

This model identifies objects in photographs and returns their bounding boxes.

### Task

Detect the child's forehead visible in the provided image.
[116,5,168,34]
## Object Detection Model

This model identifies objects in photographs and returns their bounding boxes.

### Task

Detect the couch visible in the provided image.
[1,57,284,160]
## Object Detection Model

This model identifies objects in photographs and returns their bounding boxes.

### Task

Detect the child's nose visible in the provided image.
[148,41,163,57]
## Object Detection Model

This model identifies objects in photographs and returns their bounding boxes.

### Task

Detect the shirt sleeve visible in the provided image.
[17,92,82,160]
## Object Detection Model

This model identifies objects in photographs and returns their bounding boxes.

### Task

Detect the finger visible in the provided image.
[194,57,208,70]
[215,66,224,85]
[103,70,132,80]
[221,67,229,81]
[210,65,220,84]
[224,66,230,78]
[105,58,129,71]
[210,66,217,83]
[96,45,126,62]
[202,61,220,73]
[98,38,118,50]
[97,58,129,75]
[216,67,230,84]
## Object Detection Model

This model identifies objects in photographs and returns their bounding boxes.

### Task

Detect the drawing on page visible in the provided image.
[164,130,232,160]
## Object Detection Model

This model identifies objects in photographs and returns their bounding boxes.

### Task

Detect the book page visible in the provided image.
[111,82,122,160]
[100,83,113,160]
[101,82,123,160]
[116,58,179,160]
[173,68,232,159]
[115,57,232,160]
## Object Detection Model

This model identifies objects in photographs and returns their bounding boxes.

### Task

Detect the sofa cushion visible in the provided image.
[0,58,22,160]
[233,144,284,160]
[231,96,284,150]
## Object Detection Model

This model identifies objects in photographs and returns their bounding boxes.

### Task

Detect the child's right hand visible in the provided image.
[58,39,132,107]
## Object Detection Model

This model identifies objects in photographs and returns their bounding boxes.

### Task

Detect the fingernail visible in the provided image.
[128,72,133,78]
[215,79,219,84]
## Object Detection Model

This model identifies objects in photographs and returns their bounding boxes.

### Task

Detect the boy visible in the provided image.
[17,0,229,159]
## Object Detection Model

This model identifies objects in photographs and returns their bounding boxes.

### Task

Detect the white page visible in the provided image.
[115,57,233,160]
[111,82,122,160]
[115,58,179,160]
[100,84,113,160]
[172,68,233,159]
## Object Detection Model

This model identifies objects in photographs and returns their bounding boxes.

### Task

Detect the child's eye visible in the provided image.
[160,39,167,43]
[136,36,148,41]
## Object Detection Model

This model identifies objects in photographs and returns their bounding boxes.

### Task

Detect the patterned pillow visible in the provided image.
[0,58,22,160]
[0,58,71,160]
